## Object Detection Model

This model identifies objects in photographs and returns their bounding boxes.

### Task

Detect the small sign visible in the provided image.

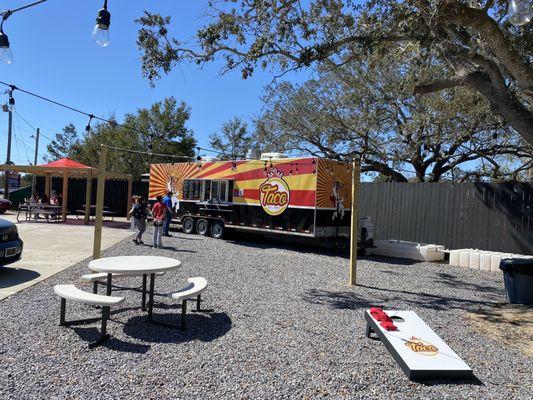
[7,171,20,191]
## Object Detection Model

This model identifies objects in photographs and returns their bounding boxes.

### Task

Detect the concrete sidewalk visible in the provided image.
[0,213,133,300]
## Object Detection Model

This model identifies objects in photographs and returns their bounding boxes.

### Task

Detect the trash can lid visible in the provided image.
[500,258,533,275]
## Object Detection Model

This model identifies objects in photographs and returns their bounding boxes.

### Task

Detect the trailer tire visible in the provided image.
[196,219,210,236]
[210,220,225,239]
[182,217,195,234]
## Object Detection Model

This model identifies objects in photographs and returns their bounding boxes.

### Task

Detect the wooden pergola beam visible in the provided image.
[62,171,69,222]
[84,170,92,225]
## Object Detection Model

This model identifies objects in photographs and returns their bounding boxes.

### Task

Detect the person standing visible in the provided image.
[129,196,148,245]
[162,190,173,237]
[151,195,166,248]
[29,192,39,220]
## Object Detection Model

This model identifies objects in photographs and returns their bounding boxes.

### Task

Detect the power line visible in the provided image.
[14,112,55,142]
[0,0,48,17]
[103,145,193,160]
[0,80,155,138]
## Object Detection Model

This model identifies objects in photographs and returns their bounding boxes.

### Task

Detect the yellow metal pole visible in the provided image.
[349,161,361,285]
[61,171,69,222]
[84,170,92,225]
[126,177,132,220]
[92,146,107,260]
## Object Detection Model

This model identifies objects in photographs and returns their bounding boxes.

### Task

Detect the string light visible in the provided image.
[92,0,111,47]
[0,1,48,64]
[85,115,94,132]
[508,0,533,26]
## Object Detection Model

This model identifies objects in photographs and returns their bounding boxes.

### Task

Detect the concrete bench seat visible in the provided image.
[81,271,166,310]
[150,277,209,330]
[169,277,208,301]
[54,284,124,348]
[54,284,124,306]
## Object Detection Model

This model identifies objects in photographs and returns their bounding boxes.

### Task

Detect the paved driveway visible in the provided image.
[0,213,133,300]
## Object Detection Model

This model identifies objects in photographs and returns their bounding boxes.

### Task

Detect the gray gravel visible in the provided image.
[0,227,531,400]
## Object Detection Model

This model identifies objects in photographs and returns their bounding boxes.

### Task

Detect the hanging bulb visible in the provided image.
[508,0,533,26]
[8,93,15,112]
[92,3,111,47]
[85,115,94,132]
[0,31,13,64]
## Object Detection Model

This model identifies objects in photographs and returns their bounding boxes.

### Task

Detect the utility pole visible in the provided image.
[3,90,13,199]
[31,128,40,193]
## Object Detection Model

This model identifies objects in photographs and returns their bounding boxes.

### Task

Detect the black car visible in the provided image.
[0,218,23,265]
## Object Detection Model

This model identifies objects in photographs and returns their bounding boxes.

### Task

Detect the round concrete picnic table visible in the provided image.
[88,256,181,323]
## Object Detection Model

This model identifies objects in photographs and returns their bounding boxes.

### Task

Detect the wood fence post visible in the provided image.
[93,146,107,260]
[84,170,92,224]
[349,161,361,285]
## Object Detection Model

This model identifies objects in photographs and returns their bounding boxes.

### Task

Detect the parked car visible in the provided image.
[0,218,23,265]
[0,199,12,214]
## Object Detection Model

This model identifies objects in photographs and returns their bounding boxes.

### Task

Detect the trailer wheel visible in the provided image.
[182,217,195,234]
[196,219,210,236]
[210,220,225,239]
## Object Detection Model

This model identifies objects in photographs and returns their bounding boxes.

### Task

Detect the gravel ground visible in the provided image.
[0,227,531,400]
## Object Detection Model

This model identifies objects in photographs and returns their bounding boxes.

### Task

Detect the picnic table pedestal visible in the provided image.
[88,256,181,322]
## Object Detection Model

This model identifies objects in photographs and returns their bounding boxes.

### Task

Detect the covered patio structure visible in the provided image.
[0,158,132,223]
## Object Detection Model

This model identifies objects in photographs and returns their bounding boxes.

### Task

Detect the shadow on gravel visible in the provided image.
[303,285,498,313]
[413,375,484,386]
[0,267,40,289]
[433,272,504,295]
[228,235,350,258]
[366,256,420,266]
[73,327,151,354]
[122,312,232,344]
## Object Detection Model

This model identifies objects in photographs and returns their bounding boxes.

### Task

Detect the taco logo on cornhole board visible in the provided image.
[260,168,290,216]
[405,336,439,356]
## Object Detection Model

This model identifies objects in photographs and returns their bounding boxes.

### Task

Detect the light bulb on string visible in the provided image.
[92,0,111,47]
[85,115,94,132]
[508,0,533,26]
[0,11,13,64]
[7,90,15,112]
[0,31,13,64]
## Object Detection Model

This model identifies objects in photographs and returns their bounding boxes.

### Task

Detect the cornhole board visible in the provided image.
[364,310,473,380]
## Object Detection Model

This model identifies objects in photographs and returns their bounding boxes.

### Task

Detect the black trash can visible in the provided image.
[499,258,533,305]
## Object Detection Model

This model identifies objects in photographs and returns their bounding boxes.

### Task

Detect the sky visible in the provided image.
[0,0,309,165]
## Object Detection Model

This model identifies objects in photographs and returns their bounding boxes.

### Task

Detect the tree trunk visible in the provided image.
[466,72,533,147]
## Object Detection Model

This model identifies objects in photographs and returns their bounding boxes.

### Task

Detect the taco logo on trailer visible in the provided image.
[259,167,290,216]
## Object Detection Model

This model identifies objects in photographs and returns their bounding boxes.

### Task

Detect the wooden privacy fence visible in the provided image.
[359,182,533,255]
[35,177,148,217]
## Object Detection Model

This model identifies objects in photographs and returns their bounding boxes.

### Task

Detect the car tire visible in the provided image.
[196,219,210,236]
[0,209,6,214]
[210,220,225,239]
[182,217,195,234]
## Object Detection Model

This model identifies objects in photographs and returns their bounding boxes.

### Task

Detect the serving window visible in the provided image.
[194,179,233,203]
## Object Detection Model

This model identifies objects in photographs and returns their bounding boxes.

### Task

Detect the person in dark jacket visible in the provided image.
[129,196,148,244]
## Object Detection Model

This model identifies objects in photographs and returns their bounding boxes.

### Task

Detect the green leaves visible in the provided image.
[45,98,196,179]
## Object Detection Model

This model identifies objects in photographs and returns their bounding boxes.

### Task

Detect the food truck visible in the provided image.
[148,155,373,251]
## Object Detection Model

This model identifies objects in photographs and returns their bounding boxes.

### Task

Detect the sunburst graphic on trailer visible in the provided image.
[259,167,290,216]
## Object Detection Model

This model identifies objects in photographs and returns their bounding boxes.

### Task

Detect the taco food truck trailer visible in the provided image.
[148,155,373,251]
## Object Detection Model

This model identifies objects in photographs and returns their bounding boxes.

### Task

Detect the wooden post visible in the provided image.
[44,174,50,198]
[61,171,69,222]
[93,146,107,260]
[349,161,361,285]
[84,170,92,225]
[126,177,132,220]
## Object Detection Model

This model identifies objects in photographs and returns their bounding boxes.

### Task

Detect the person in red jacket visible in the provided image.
[151,195,166,248]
